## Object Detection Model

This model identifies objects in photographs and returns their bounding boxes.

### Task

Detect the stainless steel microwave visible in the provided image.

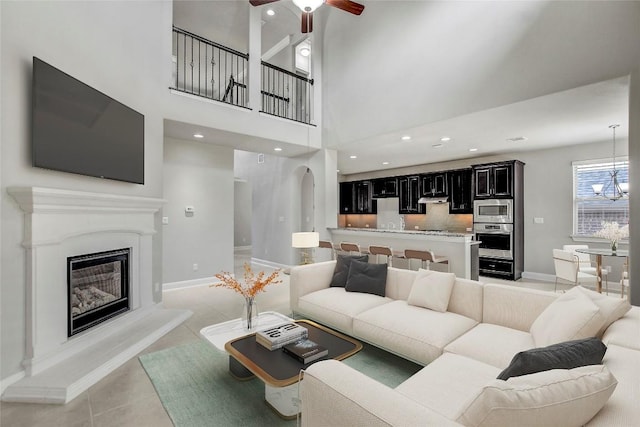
[473,199,513,223]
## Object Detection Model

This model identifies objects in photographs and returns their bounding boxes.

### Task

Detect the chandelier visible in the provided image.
[592,124,629,201]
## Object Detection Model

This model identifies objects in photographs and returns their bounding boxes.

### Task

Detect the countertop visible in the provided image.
[328,227,474,238]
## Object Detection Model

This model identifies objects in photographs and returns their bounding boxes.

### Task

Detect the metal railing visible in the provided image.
[172,26,248,108]
[261,61,314,124]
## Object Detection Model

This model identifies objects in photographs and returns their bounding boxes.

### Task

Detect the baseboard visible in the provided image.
[250,257,290,271]
[521,271,555,282]
[163,276,218,291]
[0,371,26,396]
[234,245,252,251]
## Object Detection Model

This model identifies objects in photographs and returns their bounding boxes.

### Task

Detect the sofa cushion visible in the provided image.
[353,300,478,365]
[497,337,607,380]
[407,269,455,312]
[345,259,387,297]
[601,306,640,351]
[396,353,501,420]
[297,288,392,334]
[329,254,368,288]
[456,365,617,427]
[573,286,631,337]
[444,323,535,369]
[530,288,605,347]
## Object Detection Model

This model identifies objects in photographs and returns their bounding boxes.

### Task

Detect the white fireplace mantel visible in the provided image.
[3,187,191,404]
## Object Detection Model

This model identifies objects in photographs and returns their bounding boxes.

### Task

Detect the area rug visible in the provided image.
[139,340,421,427]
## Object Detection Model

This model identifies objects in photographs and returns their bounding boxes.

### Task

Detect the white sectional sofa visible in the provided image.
[290,260,640,427]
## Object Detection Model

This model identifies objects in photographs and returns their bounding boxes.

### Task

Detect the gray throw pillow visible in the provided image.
[497,337,607,381]
[344,259,387,297]
[329,254,369,288]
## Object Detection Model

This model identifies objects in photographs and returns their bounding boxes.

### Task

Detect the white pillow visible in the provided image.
[530,288,605,347]
[407,269,455,312]
[573,286,631,337]
[456,365,617,427]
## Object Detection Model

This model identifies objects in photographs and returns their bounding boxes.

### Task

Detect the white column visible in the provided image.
[248,5,262,112]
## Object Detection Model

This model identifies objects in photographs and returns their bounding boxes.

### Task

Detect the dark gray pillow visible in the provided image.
[344,259,387,297]
[329,254,369,288]
[497,337,607,381]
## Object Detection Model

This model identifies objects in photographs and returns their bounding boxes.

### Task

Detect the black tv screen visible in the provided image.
[32,57,144,184]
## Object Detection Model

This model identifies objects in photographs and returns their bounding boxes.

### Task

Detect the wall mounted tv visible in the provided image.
[32,57,144,184]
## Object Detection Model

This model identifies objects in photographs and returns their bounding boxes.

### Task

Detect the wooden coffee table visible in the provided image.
[225,319,362,418]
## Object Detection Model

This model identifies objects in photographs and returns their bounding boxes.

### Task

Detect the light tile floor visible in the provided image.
[0,251,620,426]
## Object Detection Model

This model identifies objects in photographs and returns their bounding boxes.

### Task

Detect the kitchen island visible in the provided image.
[328,228,480,280]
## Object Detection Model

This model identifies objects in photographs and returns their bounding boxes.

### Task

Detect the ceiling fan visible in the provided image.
[250,0,364,33]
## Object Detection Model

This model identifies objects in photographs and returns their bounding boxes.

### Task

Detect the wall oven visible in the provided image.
[474,223,513,260]
[473,199,513,223]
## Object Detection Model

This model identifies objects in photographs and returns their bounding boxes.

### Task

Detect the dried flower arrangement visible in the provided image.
[212,263,282,298]
[594,221,629,251]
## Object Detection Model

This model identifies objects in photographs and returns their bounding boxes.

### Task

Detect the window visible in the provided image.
[573,159,629,236]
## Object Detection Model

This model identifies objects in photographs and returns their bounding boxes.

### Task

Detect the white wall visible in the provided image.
[162,138,234,284]
[1,1,171,381]
[234,180,252,248]
[629,62,640,306]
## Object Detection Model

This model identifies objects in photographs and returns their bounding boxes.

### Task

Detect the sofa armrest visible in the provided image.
[301,360,462,427]
[290,261,336,313]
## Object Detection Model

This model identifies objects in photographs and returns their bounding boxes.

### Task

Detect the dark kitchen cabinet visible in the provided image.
[399,176,425,214]
[448,169,473,214]
[473,161,520,199]
[420,172,448,197]
[372,177,398,198]
[340,181,376,214]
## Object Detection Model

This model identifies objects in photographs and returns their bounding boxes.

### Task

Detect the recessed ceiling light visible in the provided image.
[432,143,444,149]
[300,47,311,57]
[274,147,282,152]
[401,135,411,141]
[469,148,478,152]
[266,9,275,16]
[350,155,357,159]
[440,137,451,142]
[382,161,389,165]
[506,136,527,142]
[193,133,204,139]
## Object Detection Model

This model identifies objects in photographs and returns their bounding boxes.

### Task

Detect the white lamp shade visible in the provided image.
[292,232,320,248]
[292,0,324,12]
[592,184,604,195]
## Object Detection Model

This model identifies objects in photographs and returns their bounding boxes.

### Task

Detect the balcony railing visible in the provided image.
[172,26,248,108]
[261,61,314,125]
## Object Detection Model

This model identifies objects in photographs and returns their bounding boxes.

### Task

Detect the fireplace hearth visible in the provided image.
[68,248,131,336]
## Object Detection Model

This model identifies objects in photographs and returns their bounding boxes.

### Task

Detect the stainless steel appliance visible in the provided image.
[474,223,513,260]
[473,199,513,223]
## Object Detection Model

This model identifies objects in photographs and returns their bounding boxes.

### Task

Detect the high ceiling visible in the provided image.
[170,1,636,175]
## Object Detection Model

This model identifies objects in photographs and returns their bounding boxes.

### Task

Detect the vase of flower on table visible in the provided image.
[594,221,629,254]
[212,263,282,330]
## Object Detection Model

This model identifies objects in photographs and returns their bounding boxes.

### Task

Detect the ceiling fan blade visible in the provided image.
[326,0,365,15]
[249,0,281,6]
[301,11,313,33]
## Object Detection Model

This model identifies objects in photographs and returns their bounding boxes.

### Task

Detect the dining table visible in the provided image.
[575,248,629,293]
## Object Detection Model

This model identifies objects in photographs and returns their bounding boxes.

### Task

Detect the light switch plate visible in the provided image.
[534,217,544,224]
[162,217,169,225]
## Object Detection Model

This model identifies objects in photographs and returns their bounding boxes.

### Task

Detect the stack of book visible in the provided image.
[283,339,328,364]
[256,322,308,350]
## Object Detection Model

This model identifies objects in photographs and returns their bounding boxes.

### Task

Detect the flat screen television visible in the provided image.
[32,57,144,184]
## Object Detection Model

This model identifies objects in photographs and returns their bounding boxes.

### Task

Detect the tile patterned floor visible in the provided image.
[0,251,622,426]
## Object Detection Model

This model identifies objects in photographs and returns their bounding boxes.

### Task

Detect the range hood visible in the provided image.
[418,196,448,204]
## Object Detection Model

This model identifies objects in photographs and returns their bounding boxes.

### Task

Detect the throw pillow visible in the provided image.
[457,365,617,427]
[497,337,607,380]
[407,269,456,312]
[344,259,387,297]
[329,254,369,288]
[573,286,631,337]
[530,289,605,347]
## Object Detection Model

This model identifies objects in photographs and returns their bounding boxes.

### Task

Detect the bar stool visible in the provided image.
[368,245,394,266]
[403,249,449,272]
[339,242,362,256]
[318,240,336,260]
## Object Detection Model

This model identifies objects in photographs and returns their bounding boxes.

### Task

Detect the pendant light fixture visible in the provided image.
[592,124,629,201]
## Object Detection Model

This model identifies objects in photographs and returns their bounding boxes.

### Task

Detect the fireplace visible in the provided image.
[67,248,131,336]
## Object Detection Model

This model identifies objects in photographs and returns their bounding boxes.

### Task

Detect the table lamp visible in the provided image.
[292,232,320,264]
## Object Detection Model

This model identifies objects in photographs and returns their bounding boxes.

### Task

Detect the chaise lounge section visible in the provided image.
[290,259,639,426]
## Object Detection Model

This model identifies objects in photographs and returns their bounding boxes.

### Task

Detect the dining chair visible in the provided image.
[552,249,599,292]
[368,245,394,266]
[562,244,598,275]
[339,242,362,256]
[403,249,449,272]
[318,240,336,260]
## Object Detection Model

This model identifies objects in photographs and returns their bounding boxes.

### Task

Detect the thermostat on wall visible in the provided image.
[185,206,195,213]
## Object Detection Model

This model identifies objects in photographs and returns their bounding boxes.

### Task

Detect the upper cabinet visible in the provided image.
[399,175,425,214]
[371,177,398,198]
[448,169,473,214]
[340,180,377,214]
[420,172,448,198]
[473,162,518,199]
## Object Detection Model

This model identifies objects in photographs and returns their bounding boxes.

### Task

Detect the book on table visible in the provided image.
[283,339,328,364]
[256,322,308,350]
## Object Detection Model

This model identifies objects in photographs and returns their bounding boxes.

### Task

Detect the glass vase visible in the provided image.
[611,240,617,253]
[242,296,258,330]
